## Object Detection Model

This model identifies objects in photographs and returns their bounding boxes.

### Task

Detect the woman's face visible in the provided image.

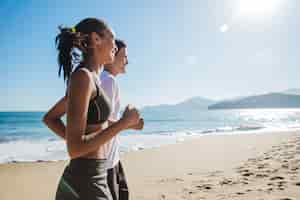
[114,47,128,74]
[93,28,117,65]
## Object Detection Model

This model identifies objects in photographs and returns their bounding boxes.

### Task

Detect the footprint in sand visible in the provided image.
[277,186,286,191]
[270,176,285,181]
[275,180,288,190]
[264,156,272,160]
[195,184,213,190]
[255,173,269,178]
[158,177,184,183]
[206,170,223,177]
[247,158,258,162]
[219,178,234,186]
[264,169,277,174]
[282,163,289,168]
[294,182,300,186]
[257,163,269,168]
[235,192,244,195]
[290,166,299,171]
[242,172,255,177]
[236,168,250,173]
[272,180,287,191]
[240,180,249,185]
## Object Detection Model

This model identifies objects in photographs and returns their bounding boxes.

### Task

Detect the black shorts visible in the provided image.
[107,161,129,200]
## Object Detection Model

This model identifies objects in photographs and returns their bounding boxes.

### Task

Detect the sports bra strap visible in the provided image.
[70,66,101,98]
[91,74,100,97]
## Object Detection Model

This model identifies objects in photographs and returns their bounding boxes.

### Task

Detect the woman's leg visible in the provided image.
[55,166,80,200]
[56,159,113,200]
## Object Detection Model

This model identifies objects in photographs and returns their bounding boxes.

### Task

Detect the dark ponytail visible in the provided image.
[55,18,109,83]
[55,27,87,83]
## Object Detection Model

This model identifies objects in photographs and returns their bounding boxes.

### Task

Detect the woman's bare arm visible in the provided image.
[66,69,138,159]
[108,118,144,130]
[42,96,67,139]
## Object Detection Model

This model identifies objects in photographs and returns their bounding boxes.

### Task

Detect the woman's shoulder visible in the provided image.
[71,67,92,81]
[68,67,93,90]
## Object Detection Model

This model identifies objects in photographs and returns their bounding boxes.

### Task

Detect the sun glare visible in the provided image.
[220,24,229,32]
[237,0,284,18]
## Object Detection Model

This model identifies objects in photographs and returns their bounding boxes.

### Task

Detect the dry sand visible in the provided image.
[0,130,299,200]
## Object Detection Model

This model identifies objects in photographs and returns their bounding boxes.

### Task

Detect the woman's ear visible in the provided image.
[90,32,102,45]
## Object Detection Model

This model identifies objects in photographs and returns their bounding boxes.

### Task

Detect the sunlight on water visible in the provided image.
[235,109,300,128]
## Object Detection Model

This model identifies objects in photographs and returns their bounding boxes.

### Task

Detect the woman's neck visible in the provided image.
[83,60,103,75]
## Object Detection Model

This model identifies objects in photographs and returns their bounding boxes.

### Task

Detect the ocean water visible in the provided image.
[1,109,300,163]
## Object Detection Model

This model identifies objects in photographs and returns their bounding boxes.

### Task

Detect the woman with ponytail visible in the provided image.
[43,18,140,200]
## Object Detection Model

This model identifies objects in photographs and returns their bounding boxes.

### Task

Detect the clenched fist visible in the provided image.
[121,104,140,129]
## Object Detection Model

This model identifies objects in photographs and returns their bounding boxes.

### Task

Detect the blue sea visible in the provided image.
[1,109,300,163]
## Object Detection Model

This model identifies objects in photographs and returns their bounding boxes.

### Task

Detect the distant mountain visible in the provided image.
[173,96,215,110]
[208,93,300,110]
[141,97,215,119]
[281,88,300,95]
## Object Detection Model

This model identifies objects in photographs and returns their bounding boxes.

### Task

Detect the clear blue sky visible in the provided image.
[1,0,300,111]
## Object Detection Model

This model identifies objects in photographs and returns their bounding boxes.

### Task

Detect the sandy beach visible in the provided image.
[0,130,300,200]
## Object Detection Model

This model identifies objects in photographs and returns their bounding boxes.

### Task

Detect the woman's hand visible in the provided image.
[120,105,140,129]
[130,118,144,130]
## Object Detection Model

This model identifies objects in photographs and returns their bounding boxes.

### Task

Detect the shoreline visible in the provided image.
[1,127,300,165]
